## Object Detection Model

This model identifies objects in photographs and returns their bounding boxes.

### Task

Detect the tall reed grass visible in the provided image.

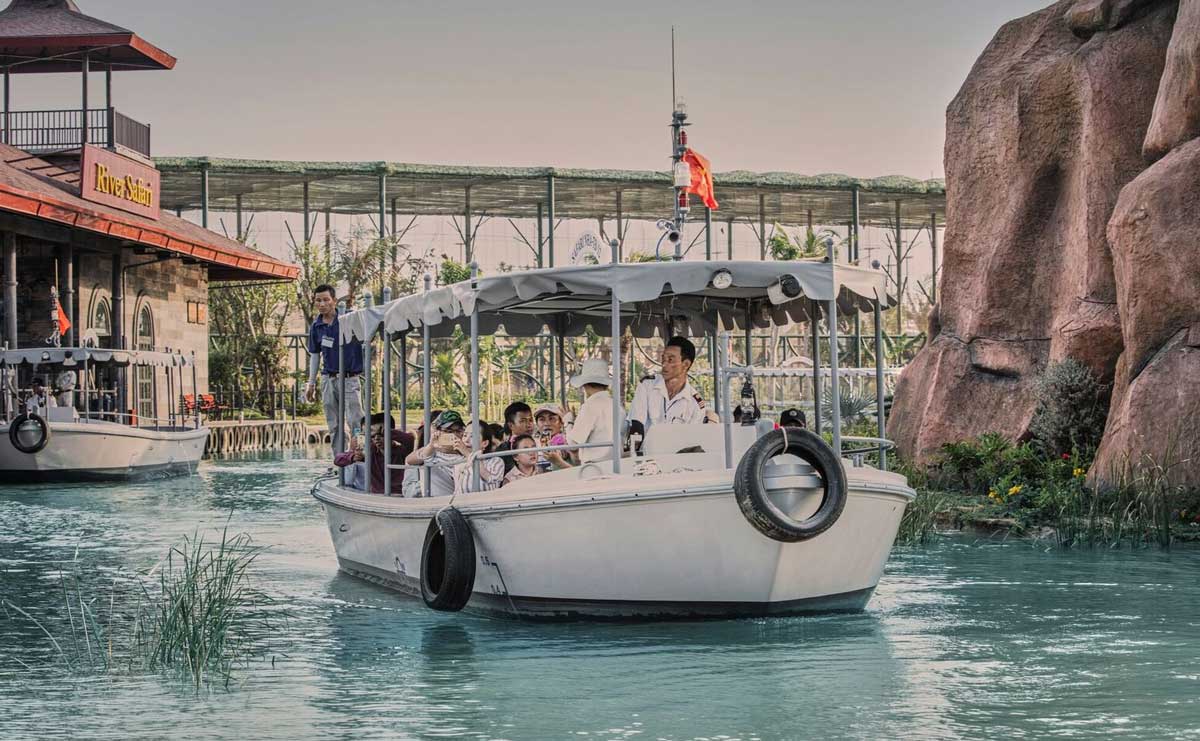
[3,526,275,687]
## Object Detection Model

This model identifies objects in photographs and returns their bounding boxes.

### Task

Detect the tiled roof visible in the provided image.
[0,0,129,37]
[0,0,175,71]
[0,144,297,281]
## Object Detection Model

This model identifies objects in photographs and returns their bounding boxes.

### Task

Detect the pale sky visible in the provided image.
[13,0,1050,179]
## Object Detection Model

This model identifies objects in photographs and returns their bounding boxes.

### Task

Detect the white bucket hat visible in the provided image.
[569,359,612,388]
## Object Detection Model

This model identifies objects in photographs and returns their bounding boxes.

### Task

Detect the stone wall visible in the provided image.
[10,236,210,421]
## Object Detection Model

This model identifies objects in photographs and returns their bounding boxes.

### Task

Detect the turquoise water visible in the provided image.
[1,451,1199,740]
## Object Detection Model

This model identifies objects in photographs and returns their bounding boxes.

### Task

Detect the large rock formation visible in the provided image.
[890,0,1200,485]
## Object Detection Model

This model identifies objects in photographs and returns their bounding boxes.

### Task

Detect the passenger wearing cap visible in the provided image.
[628,336,708,432]
[404,410,474,496]
[779,408,807,429]
[564,359,614,464]
[533,402,571,469]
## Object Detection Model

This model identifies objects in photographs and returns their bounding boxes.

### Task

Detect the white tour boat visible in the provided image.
[1,347,209,482]
[312,257,915,620]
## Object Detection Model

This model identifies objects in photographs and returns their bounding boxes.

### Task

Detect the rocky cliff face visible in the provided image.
[890,0,1200,485]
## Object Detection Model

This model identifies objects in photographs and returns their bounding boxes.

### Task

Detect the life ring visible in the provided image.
[9,413,50,455]
[733,428,847,542]
[420,507,476,611]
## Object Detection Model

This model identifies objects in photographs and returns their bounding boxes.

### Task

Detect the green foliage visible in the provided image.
[896,490,949,546]
[768,224,840,261]
[820,386,876,428]
[625,251,661,263]
[438,258,472,286]
[1028,359,1110,458]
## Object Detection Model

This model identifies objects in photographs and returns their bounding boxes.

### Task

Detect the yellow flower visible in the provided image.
[1008,484,1023,496]
[988,489,998,500]
[1073,467,1086,478]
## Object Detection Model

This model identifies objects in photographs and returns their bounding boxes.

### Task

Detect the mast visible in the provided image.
[669,27,689,261]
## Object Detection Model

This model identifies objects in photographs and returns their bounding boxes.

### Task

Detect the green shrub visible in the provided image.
[1028,359,1110,458]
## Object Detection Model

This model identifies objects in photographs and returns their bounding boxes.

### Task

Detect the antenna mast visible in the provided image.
[669,26,689,261]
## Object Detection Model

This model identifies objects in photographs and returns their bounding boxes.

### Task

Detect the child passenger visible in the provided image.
[502,434,540,486]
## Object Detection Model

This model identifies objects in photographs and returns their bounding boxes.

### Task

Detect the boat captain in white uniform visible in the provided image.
[628,336,710,431]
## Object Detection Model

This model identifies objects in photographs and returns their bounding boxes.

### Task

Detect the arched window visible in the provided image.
[90,298,112,347]
[135,303,155,423]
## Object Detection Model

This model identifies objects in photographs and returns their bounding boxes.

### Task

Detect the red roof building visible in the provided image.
[0,0,297,413]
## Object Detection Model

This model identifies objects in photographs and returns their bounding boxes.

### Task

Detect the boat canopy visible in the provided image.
[340,260,893,342]
[0,347,194,368]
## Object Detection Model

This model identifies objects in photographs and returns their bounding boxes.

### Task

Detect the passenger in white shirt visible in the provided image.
[628,336,708,432]
[565,359,614,464]
[24,377,57,416]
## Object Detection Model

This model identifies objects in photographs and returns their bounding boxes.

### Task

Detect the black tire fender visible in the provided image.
[9,413,50,455]
[420,507,477,612]
[733,428,847,542]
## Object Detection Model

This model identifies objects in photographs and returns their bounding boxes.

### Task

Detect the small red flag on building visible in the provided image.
[56,302,71,336]
[682,148,719,210]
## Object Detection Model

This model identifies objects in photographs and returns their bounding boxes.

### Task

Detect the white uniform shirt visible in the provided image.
[25,392,57,416]
[628,375,707,431]
[566,390,614,463]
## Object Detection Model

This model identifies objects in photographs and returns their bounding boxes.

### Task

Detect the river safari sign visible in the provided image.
[79,145,161,220]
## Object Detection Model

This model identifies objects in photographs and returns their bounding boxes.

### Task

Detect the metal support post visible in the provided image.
[469,263,481,490]
[875,298,887,470]
[200,164,210,229]
[615,190,624,261]
[609,240,622,474]
[2,66,8,145]
[758,194,766,260]
[704,206,712,261]
[558,325,568,408]
[930,212,939,305]
[112,251,125,414]
[383,324,393,495]
[324,208,332,267]
[721,333,732,469]
[463,185,472,264]
[235,194,243,241]
[422,275,433,497]
[399,332,407,431]
[894,200,903,334]
[191,353,200,428]
[302,181,311,243]
[362,293,373,492]
[546,174,556,268]
[810,301,822,435]
[727,218,734,260]
[378,172,387,296]
[536,202,544,268]
[827,242,842,458]
[336,300,347,462]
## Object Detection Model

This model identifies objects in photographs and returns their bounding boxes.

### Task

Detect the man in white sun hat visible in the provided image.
[564,359,613,464]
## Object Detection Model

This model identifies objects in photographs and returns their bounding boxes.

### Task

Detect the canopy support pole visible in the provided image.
[851,188,862,367]
[336,300,347,485]
[469,263,481,491]
[615,190,624,262]
[609,239,622,474]
[422,274,433,497]
[875,297,887,470]
[383,324,393,495]
[363,292,374,493]
[463,185,472,264]
[399,332,408,432]
[827,240,842,458]
[324,209,332,268]
[810,300,821,435]
[727,218,734,260]
[62,243,74,347]
[704,206,712,261]
[721,332,732,469]
[378,173,387,297]
[235,194,243,241]
[558,318,568,409]
[894,199,903,334]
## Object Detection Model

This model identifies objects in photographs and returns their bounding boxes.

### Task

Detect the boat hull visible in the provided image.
[314,461,914,621]
[0,420,209,482]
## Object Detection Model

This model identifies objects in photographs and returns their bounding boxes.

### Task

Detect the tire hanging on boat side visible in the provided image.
[733,428,847,542]
[9,413,50,455]
[420,507,477,611]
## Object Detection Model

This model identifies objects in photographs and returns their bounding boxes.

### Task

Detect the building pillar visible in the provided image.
[105,63,113,150]
[80,52,89,147]
[3,232,16,349]
[62,243,74,347]
[546,174,555,268]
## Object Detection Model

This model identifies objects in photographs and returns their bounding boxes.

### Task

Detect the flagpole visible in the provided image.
[670,29,688,262]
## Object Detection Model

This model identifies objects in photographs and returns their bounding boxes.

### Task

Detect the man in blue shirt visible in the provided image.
[304,284,365,453]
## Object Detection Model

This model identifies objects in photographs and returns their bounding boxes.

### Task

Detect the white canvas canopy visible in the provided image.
[340,260,892,341]
[0,347,194,368]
